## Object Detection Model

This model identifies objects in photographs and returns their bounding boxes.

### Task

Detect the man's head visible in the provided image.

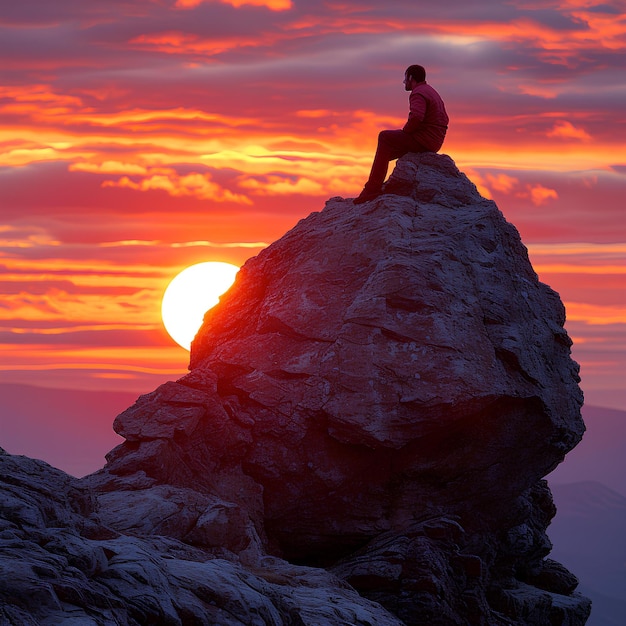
[404,64,426,91]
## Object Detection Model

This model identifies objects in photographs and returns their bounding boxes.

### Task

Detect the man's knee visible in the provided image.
[378,129,398,144]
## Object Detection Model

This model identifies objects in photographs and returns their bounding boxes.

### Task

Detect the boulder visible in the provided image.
[0,153,591,624]
[109,153,585,558]
[0,448,403,625]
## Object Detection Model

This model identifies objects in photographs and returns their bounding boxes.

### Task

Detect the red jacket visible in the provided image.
[402,82,449,152]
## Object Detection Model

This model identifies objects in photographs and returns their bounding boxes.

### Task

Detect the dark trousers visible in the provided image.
[365,130,427,191]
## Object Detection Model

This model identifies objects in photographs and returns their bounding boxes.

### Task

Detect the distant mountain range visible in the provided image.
[0,382,131,477]
[548,405,626,626]
[549,405,626,495]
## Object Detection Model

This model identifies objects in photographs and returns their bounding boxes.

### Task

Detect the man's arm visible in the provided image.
[402,92,427,134]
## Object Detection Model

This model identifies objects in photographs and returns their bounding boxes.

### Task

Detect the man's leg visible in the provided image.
[355,130,424,203]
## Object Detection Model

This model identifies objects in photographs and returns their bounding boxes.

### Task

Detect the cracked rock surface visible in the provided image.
[1,153,590,624]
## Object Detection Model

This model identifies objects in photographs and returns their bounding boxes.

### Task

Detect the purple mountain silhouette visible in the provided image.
[0,383,129,477]
[549,405,626,625]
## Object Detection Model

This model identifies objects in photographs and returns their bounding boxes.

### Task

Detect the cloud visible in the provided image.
[530,241,626,265]
[175,0,292,10]
[477,172,558,206]
[0,224,61,249]
[70,161,149,175]
[486,173,520,193]
[239,174,325,195]
[463,167,626,243]
[528,184,558,205]
[547,120,591,140]
[129,31,284,57]
[170,240,268,248]
[102,169,253,204]
[0,0,624,408]
[566,301,626,325]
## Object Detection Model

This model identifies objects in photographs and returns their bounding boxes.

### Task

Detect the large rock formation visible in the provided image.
[0,153,591,624]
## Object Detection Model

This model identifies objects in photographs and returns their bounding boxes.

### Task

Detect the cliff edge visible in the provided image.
[0,153,591,625]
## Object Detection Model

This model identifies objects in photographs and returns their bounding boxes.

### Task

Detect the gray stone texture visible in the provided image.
[0,153,591,624]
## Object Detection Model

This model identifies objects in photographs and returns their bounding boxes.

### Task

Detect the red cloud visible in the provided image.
[528,184,558,206]
[175,0,292,10]
[102,169,252,204]
[547,120,591,141]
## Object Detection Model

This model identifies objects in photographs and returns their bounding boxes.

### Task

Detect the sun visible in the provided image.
[161,261,239,350]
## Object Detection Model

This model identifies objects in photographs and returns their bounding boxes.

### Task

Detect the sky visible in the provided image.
[1,0,625,448]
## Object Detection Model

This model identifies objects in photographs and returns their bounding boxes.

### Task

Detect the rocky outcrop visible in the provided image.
[0,153,591,624]
[0,449,401,625]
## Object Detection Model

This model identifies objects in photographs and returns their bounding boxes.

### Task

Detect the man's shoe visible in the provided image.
[353,187,382,205]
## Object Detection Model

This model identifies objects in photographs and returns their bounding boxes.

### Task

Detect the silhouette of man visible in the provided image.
[354,65,449,205]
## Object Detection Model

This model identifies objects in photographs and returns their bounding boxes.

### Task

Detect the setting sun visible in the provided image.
[161,261,239,350]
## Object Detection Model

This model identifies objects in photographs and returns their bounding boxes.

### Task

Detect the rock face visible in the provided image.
[0,449,401,625]
[0,153,591,624]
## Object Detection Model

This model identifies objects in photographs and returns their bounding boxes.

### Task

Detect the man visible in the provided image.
[354,65,449,204]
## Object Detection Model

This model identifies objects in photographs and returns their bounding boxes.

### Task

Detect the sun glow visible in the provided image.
[161,262,239,350]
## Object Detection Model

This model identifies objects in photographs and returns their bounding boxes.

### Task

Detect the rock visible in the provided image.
[109,154,584,553]
[0,153,591,624]
[330,484,591,625]
[0,448,403,625]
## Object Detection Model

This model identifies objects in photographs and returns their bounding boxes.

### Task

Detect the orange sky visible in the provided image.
[1,0,625,436]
